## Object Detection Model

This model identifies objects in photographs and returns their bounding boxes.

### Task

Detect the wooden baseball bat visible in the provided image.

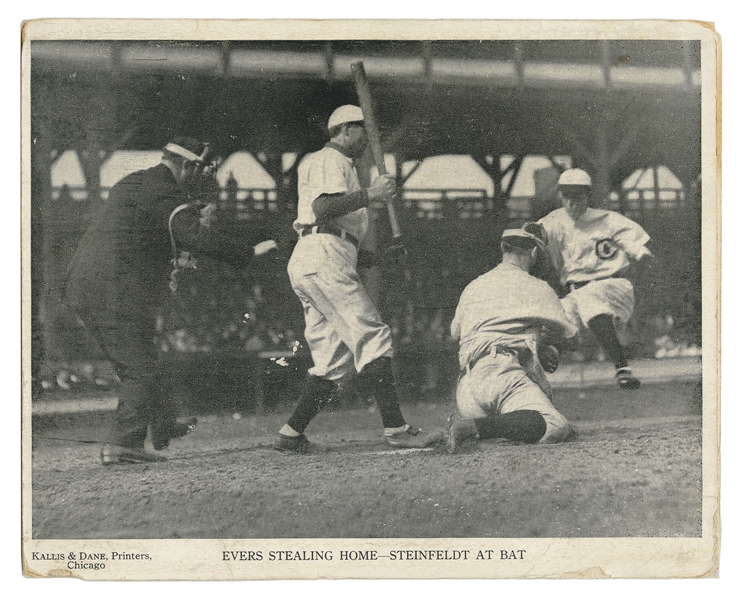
[351,61,402,239]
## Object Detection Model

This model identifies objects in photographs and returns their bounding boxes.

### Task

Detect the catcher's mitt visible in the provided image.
[538,344,560,373]
[522,221,548,247]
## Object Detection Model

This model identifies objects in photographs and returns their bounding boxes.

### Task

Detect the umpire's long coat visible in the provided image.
[64,163,255,318]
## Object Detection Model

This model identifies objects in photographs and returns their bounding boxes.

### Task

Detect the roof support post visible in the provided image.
[77,143,104,204]
[30,135,53,395]
[600,40,612,89]
[562,120,639,210]
[258,151,286,216]
[592,122,611,208]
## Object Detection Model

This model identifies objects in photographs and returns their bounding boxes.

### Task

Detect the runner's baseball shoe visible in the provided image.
[385,426,444,449]
[616,367,641,390]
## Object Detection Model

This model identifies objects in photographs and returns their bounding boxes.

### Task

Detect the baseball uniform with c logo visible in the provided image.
[538,207,651,329]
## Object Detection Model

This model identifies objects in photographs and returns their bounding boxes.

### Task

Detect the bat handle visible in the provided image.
[374,161,402,237]
[352,60,403,239]
[387,201,402,238]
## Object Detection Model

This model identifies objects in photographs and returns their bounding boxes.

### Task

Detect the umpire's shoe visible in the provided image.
[273,433,311,453]
[153,417,198,451]
[100,444,167,466]
[445,412,479,454]
[385,426,444,449]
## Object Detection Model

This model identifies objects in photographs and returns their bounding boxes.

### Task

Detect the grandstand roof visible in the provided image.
[31,40,702,186]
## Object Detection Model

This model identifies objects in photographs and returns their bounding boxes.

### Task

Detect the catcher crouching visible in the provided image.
[446,226,579,452]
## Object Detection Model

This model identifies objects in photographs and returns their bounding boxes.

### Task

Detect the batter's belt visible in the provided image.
[300,225,360,250]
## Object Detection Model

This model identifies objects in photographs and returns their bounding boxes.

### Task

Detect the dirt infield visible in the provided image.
[31,380,702,539]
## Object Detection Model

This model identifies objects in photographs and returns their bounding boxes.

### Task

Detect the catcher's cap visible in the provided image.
[558,168,592,187]
[501,227,546,251]
[328,105,364,130]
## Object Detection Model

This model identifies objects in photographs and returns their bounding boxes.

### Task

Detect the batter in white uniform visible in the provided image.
[274,105,442,452]
[446,227,579,452]
[538,168,652,389]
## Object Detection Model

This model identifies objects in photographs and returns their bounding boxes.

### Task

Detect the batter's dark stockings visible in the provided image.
[356,357,406,429]
[587,314,629,369]
[287,375,337,434]
[474,410,547,444]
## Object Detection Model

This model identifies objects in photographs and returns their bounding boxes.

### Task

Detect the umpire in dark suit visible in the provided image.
[64,137,277,465]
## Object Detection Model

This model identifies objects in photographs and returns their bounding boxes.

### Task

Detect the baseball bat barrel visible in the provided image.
[351,61,402,238]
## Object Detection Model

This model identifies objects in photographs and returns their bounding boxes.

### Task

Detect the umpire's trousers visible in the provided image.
[74,304,175,448]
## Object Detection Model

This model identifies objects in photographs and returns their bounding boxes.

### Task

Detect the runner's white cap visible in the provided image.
[558,168,592,187]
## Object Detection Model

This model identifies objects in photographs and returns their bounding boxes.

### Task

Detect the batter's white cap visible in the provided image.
[558,168,592,187]
[328,105,364,129]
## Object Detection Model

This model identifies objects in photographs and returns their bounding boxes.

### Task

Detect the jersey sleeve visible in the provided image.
[611,214,651,260]
[310,154,352,197]
[312,190,369,221]
[450,308,461,341]
[450,289,468,341]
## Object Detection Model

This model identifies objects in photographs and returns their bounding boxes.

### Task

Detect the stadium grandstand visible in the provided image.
[30,40,702,407]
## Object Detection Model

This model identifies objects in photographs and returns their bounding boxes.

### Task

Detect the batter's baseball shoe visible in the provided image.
[273,433,311,453]
[100,444,166,466]
[152,417,198,451]
[385,426,444,449]
[445,412,478,454]
[616,367,641,390]
[564,423,579,442]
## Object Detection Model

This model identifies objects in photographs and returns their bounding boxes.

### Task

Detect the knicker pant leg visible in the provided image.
[288,240,400,428]
[293,262,393,376]
[564,279,635,370]
[457,354,570,444]
[296,287,355,381]
[456,370,547,443]
[295,268,403,428]
[498,372,571,444]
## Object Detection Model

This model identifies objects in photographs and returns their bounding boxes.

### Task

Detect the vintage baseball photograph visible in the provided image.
[21,17,719,580]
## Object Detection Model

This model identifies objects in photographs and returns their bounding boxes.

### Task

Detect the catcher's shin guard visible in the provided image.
[356,357,406,429]
[287,375,337,434]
